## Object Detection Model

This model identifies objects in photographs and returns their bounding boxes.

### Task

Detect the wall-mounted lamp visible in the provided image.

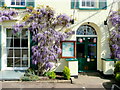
[70,19,74,24]
[104,20,107,25]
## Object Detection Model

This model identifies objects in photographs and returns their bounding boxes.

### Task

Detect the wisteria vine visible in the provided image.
[12,6,74,75]
[109,10,120,60]
[0,8,18,22]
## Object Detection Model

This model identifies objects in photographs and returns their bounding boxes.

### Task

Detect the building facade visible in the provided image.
[0,0,119,78]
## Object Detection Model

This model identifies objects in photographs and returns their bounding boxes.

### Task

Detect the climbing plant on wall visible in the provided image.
[109,10,120,60]
[12,6,74,75]
[0,8,18,22]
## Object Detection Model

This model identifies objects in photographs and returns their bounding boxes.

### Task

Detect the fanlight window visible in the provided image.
[76,25,96,35]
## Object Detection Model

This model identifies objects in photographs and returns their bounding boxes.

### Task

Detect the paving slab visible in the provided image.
[0,71,25,80]
[0,72,115,89]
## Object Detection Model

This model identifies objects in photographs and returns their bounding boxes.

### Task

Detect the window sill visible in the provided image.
[79,8,107,10]
[66,58,78,61]
[7,7,26,9]
[101,58,117,61]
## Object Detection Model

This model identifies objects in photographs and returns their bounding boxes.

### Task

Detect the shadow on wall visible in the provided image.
[100,23,111,58]
[50,59,68,72]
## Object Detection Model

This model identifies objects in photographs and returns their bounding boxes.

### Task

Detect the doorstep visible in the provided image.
[0,70,25,80]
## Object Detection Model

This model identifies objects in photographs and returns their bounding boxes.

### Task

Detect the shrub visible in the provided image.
[21,68,40,81]
[63,66,70,80]
[20,76,30,81]
[114,61,120,74]
[24,68,35,76]
[115,72,120,82]
[44,71,56,79]
[21,75,40,81]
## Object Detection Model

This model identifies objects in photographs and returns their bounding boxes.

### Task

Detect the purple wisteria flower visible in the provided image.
[10,5,75,75]
[109,10,120,59]
[0,9,18,22]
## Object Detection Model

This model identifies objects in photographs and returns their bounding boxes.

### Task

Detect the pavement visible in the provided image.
[0,72,119,90]
[0,70,25,80]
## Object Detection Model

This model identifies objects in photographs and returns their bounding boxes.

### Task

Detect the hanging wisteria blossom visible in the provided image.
[12,6,74,75]
[109,10,120,60]
[0,8,18,22]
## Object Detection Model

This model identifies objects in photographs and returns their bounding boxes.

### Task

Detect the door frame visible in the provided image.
[76,35,97,72]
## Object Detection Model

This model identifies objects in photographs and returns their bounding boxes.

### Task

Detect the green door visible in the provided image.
[77,37,97,72]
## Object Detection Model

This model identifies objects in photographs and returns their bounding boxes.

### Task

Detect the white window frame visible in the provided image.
[4,28,30,70]
[79,0,98,8]
[10,0,26,7]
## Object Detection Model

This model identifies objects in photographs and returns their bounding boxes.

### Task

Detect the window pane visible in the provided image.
[14,39,20,47]
[14,58,21,67]
[14,33,20,38]
[91,2,95,7]
[88,44,97,59]
[7,29,13,37]
[11,0,15,5]
[21,0,25,5]
[22,30,28,38]
[86,1,90,7]
[7,49,13,57]
[76,25,96,35]
[7,38,13,47]
[7,58,13,67]
[22,39,28,47]
[21,0,25,2]
[16,0,20,5]
[22,49,28,57]
[77,37,85,43]
[15,49,21,57]
[22,49,28,67]
[77,44,85,58]
[22,60,28,67]
[88,37,97,43]
[82,1,85,6]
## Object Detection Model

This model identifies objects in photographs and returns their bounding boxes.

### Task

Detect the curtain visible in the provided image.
[7,29,13,57]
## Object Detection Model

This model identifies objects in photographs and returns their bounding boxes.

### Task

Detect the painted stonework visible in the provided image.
[0,0,119,76]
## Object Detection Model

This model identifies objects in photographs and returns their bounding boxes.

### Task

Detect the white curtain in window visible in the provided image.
[7,29,13,56]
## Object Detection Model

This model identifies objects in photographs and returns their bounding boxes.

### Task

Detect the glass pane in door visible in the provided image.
[88,37,97,43]
[77,44,85,58]
[88,44,97,59]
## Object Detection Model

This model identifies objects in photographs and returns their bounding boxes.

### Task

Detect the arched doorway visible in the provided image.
[76,25,97,72]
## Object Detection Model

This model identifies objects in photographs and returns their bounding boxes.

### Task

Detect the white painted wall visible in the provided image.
[1,0,119,72]
[35,0,118,72]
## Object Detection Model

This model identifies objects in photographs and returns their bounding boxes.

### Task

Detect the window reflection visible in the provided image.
[77,44,85,58]
[77,37,85,43]
[88,37,97,43]
[88,44,97,59]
